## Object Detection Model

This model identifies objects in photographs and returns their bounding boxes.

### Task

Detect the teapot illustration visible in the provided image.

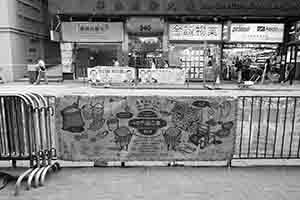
[61,97,85,133]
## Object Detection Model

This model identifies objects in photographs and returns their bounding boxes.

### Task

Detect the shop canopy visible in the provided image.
[48,0,300,17]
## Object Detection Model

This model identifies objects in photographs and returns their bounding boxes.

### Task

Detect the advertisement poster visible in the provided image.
[169,24,222,41]
[56,95,237,161]
[87,66,136,84]
[138,69,186,84]
[230,23,284,43]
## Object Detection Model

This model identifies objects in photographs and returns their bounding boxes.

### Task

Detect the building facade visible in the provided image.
[0,0,60,82]
[48,0,300,82]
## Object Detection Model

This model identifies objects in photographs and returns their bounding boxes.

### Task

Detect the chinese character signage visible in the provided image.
[60,43,74,73]
[230,23,284,43]
[56,95,237,161]
[61,22,124,42]
[169,24,223,41]
[87,66,136,84]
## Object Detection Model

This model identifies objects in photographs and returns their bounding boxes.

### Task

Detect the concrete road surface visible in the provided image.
[1,166,300,200]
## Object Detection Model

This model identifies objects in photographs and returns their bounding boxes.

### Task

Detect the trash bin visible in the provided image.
[27,64,38,84]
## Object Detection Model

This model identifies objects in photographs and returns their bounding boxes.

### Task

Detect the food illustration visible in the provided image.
[59,96,236,162]
[106,118,119,132]
[88,102,106,131]
[162,127,182,151]
[116,102,133,119]
[61,97,85,133]
[129,110,167,136]
[113,127,133,151]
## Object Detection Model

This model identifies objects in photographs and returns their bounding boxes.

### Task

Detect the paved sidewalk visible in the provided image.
[1,167,300,200]
[1,82,300,96]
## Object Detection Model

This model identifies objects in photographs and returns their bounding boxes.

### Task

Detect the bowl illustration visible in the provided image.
[113,127,133,151]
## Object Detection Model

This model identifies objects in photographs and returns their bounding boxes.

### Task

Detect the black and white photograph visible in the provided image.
[0,0,300,199]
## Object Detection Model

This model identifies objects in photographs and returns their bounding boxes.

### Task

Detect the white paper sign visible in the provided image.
[230,23,284,43]
[169,24,222,41]
[138,69,186,84]
[88,66,136,84]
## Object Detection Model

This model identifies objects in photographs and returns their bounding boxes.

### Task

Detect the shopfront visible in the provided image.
[222,23,285,82]
[60,22,124,79]
[168,23,222,81]
[286,21,300,81]
[126,18,165,69]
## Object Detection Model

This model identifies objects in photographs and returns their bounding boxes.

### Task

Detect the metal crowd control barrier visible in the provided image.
[233,96,300,162]
[0,92,60,195]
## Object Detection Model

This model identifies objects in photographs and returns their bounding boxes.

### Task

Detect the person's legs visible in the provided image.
[237,71,242,83]
[289,68,295,85]
[34,71,41,84]
[42,71,48,84]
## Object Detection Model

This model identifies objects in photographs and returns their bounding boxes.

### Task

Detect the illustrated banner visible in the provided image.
[56,95,237,161]
[87,66,136,84]
[138,69,186,84]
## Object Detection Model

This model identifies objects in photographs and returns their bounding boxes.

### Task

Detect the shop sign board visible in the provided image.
[61,22,124,42]
[56,95,237,161]
[126,18,164,34]
[60,43,74,73]
[169,24,223,41]
[138,68,186,84]
[87,66,136,84]
[229,23,284,43]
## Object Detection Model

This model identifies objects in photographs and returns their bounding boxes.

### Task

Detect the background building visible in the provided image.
[47,0,300,82]
[0,0,60,82]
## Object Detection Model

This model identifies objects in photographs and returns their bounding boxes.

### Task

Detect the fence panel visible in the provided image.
[235,96,300,159]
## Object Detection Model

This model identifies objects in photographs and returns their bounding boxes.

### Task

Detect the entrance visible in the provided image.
[74,43,122,78]
[128,36,164,69]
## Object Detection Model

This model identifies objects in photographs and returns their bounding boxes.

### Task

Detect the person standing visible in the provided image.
[112,58,120,67]
[235,57,243,83]
[261,59,271,84]
[284,63,296,85]
[34,58,48,85]
[150,58,156,70]
[163,60,169,68]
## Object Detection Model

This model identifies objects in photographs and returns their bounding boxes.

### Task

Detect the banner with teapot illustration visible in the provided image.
[55,95,237,161]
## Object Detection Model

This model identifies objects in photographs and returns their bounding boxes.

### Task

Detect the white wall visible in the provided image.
[0,32,13,82]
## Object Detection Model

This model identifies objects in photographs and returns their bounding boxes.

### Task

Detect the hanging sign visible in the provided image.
[60,43,74,73]
[126,18,164,34]
[230,23,284,43]
[61,22,124,42]
[169,24,222,41]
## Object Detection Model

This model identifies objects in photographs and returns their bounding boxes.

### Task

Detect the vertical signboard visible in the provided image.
[60,43,74,73]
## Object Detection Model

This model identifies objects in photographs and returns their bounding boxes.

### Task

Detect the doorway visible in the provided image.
[74,43,122,78]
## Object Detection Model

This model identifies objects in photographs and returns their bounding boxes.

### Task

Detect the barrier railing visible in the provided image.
[0,92,59,195]
[234,96,300,160]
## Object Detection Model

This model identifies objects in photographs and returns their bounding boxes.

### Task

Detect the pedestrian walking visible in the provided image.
[34,58,48,85]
